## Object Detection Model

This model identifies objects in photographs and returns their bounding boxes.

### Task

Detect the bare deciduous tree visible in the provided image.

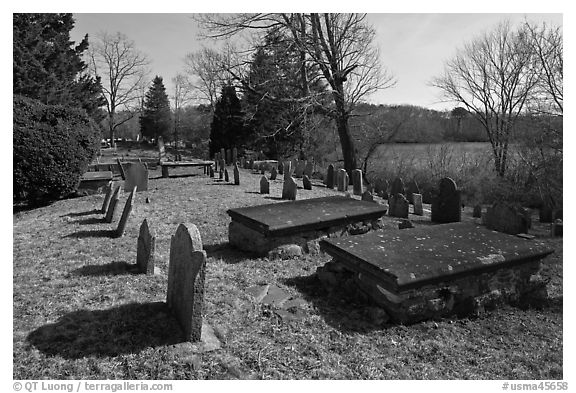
[88,31,150,147]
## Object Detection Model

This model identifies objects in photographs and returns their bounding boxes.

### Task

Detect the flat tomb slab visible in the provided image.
[81,171,113,181]
[320,223,553,292]
[227,196,387,237]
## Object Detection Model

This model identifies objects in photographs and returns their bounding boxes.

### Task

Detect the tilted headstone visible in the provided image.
[232,147,238,164]
[412,193,423,216]
[167,224,206,342]
[304,161,313,178]
[406,179,421,204]
[388,193,409,218]
[294,160,306,178]
[361,190,374,202]
[136,219,155,275]
[104,185,121,223]
[224,168,229,182]
[326,164,335,189]
[233,164,240,185]
[226,149,232,165]
[116,186,137,237]
[278,161,284,175]
[352,169,363,196]
[124,162,149,192]
[483,202,529,235]
[101,181,114,214]
[390,177,405,197]
[116,158,126,180]
[431,177,461,223]
[270,166,277,181]
[282,175,297,200]
[302,175,312,190]
[260,176,270,194]
[473,204,482,218]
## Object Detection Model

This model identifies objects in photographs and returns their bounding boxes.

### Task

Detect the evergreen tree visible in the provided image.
[209,84,246,156]
[13,13,105,119]
[140,76,172,141]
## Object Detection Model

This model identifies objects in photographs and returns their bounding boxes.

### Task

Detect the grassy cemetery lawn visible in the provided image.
[13,151,562,379]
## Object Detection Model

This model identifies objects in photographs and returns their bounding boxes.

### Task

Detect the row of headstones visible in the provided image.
[209,163,240,185]
[100,182,138,237]
[136,220,206,342]
[213,147,238,169]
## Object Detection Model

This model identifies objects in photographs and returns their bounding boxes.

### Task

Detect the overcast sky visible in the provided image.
[70,13,563,111]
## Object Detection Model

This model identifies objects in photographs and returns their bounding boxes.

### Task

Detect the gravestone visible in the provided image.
[124,162,149,192]
[483,202,529,235]
[278,161,284,175]
[342,172,349,192]
[294,160,306,178]
[116,158,126,180]
[337,169,347,192]
[284,161,292,177]
[240,156,246,169]
[431,177,461,223]
[412,193,423,216]
[104,185,121,223]
[226,149,232,165]
[116,186,137,237]
[361,191,374,202]
[224,168,229,182]
[233,164,240,185]
[406,179,420,204]
[352,169,363,196]
[158,136,167,163]
[101,181,114,214]
[260,164,266,175]
[282,175,297,200]
[219,169,223,180]
[326,164,335,189]
[136,219,155,275]
[390,177,405,197]
[473,204,482,218]
[303,175,312,190]
[270,166,278,181]
[219,159,225,171]
[260,176,270,194]
[388,193,409,218]
[232,147,238,164]
[167,224,206,342]
[209,166,214,178]
[304,161,313,178]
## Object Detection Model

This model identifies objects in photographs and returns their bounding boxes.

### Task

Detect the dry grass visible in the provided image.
[13,147,563,380]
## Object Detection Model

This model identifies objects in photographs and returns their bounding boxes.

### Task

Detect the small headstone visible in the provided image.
[167,224,206,342]
[431,177,461,223]
[361,191,374,202]
[124,162,149,192]
[116,186,137,237]
[302,175,312,190]
[304,161,313,178]
[224,168,229,182]
[260,176,270,194]
[388,193,409,218]
[270,166,278,181]
[473,204,482,218]
[483,202,529,235]
[352,169,363,196]
[326,164,335,189]
[412,193,423,216]
[101,181,114,214]
[232,147,238,164]
[278,161,284,175]
[390,177,405,197]
[406,179,420,204]
[233,164,240,185]
[104,185,121,223]
[337,169,347,192]
[136,219,155,275]
[282,175,297,200]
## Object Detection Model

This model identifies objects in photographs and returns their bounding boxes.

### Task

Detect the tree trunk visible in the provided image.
[109,112,115,148]
[332,85,357,175]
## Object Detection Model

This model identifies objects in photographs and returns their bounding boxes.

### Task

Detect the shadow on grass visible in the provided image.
[70,261,140,277]
[77,217,106,225]
[61,209,102,218]
[64,229,117,238]
[204,242,256,264]
[27,302,185,359]
[263,196,285,201]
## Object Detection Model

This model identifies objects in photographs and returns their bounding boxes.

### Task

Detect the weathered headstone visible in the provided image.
[304,161,313,178]
[390,177,405,197]
[101,181,114,214]
[282,175,297,200]
[167,224,206,342]
[388,193,409,218]
[278,161,284,175]
[406,179,421,204]
[232,147,238,164]
[233,164,240,185]
[116,186,137,237]
[412,193,423,216]
[303,175,312,190]
[473,204,482,218]
[104,185,121,223]
[361,190,374,202]
[136,219,155,275]
[326,164,335,189]
[270,166,278,181]
[352,169,363,196]
[224,168,229,182]
[483,202,529,235]
[124,162,149,192]
[337,169,347,192]
[294,160,306,178]
[342,172,349,192]
[260,176,270,194]
[431,177,461,223]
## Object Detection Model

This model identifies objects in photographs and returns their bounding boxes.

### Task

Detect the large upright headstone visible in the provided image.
[101,181,114,214]
[167,224,206,342]
[352,169,363,196]
[104,185,121,223]
[390,177,405,197]
[260,176,270,194]
[388,193,409,218]
[233,164,240,185]
[326,164,335,189]
[137,219,155,275]
[116,186,137,237]
[124,162,149,192]
[270,166,278,181]
[304,161,314,178]
[337,169,347,192]
[303,175,312,190]
[412,193,424,216]
[406,179,421,204]
[431,177,461,223]
[282,175,297,200]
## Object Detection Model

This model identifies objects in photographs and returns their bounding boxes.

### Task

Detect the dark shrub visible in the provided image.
[14,95,100,205]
